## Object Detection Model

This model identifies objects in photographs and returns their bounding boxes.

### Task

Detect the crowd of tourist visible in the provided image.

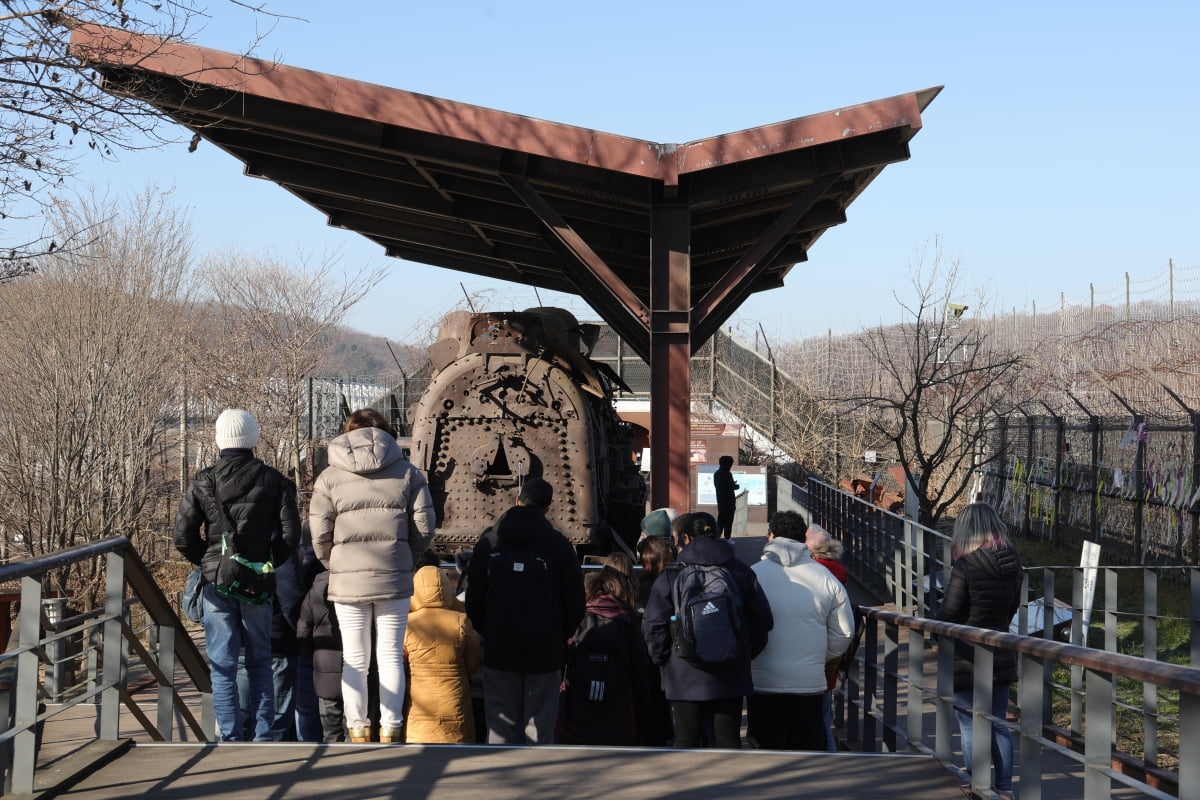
[174,407,861,750]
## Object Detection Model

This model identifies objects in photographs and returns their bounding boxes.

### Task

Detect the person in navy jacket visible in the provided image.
[642,512,772,748]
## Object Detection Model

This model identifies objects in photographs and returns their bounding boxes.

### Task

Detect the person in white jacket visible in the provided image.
[748,510,855,750]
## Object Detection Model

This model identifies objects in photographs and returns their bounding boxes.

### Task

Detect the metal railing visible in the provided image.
[847,608,1200,800]
[0,537,211,794]
[802,477,1200,799]
[806,478,947,617]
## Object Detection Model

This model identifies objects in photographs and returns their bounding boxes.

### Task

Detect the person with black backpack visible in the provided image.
[642,512,773,748]
[465,477,585,744]
[555,566,650,745]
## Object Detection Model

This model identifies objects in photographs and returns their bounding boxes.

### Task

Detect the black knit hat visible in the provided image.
[519,477,553,509]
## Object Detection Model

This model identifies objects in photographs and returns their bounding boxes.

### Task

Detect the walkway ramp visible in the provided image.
[51,741,968,800]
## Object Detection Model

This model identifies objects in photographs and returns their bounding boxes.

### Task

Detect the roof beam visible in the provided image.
[501,170,651,354]
[692,173,839,349]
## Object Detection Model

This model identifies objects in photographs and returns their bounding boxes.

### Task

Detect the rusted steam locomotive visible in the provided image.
[409,307,647,555]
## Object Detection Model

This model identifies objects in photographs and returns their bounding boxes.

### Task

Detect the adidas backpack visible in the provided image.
[562,613,632,705]
[669,563,749,666]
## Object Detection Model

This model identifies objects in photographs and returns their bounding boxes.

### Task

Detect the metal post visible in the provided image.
[99,552,125,740]
[648,197,692,515]
[1192,415,1200,565]
[935,630,955,763]
[1084,666,1115,800]
[1024,415,1035,536]
[883,619,899,753]
[863,615,878,751]
[1019,650,1046,800]
[1104,568,1119,751]
[1052,413,1064,544]
[1180,686,1200,800]
[10,576,44,794]
[970,645,996,799]
[1133,413,1146,561]
[1143,568,1159,764]
[42,597,67,703]
[906,626,924,753]
[1042,568,1055,722]
[1193,568,1199,669]
[156,621,177,739]
[1071,569,1085,731]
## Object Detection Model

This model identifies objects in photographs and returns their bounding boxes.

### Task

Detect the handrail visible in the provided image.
[122,548,211,694]
[871,608,1200,692]
[850,604,1200,800]
[0,536,212,794]
[0,537,134,582]
[800,474,1199,799]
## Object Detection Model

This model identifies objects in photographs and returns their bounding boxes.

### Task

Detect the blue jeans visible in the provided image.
[954,684,1014,792]
[202,582,274,741]
[822,690,837,752]
[237,654,296,740]
[294,651,325,742]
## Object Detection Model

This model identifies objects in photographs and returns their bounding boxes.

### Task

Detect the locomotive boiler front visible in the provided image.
[410,308,643,553]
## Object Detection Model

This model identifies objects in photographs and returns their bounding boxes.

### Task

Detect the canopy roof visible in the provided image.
[71,23,940,515]
[71,23,938,354]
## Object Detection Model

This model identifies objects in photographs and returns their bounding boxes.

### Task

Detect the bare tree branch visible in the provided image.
[0,1,276,263]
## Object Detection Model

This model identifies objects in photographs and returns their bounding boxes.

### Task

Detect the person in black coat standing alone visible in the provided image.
[936,502,1022,800]
[713,456,740,539]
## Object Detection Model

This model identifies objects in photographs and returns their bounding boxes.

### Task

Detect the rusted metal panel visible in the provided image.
[410,309,645,552]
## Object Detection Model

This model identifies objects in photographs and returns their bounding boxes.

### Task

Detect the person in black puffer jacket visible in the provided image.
[936,502,1022,800]
[173,409,300,742]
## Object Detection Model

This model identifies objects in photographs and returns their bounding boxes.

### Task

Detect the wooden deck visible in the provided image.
[47,741,971,800]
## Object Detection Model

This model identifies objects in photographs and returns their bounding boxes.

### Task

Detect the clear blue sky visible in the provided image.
[85,1,1199,345]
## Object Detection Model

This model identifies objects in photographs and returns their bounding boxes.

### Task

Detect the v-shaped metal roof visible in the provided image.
[71,23,938,357]
[71,23,939,513]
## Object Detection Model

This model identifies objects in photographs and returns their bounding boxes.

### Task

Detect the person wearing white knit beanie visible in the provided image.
[174,407,300,741]
[215,409,260,450]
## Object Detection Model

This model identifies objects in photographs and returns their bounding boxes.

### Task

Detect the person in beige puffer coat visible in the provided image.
[309,409,435,743]
[403,565,482,743]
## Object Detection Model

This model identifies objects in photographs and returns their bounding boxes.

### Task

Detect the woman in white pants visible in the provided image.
[310,409,435,742]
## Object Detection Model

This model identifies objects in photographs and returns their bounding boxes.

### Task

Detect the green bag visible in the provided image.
[211,473,276,605]
[214,534,275,605]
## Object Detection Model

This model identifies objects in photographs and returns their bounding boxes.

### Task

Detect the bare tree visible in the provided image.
[0,1,280,260]
[769,332,893,484]
[0,184,194,597]
[191,250,386,489]
[842,243,1029,528]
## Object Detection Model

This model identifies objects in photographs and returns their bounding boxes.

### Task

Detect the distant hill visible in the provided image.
[314,327,427,379]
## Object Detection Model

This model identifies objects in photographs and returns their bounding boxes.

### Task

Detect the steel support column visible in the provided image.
[650,197,692,513]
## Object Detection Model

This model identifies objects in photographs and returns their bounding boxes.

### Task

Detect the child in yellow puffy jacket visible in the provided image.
[402,565,481,743]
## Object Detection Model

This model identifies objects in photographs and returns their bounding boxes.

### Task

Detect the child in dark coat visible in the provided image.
[296,570,344,742]
[555,566,650,745]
